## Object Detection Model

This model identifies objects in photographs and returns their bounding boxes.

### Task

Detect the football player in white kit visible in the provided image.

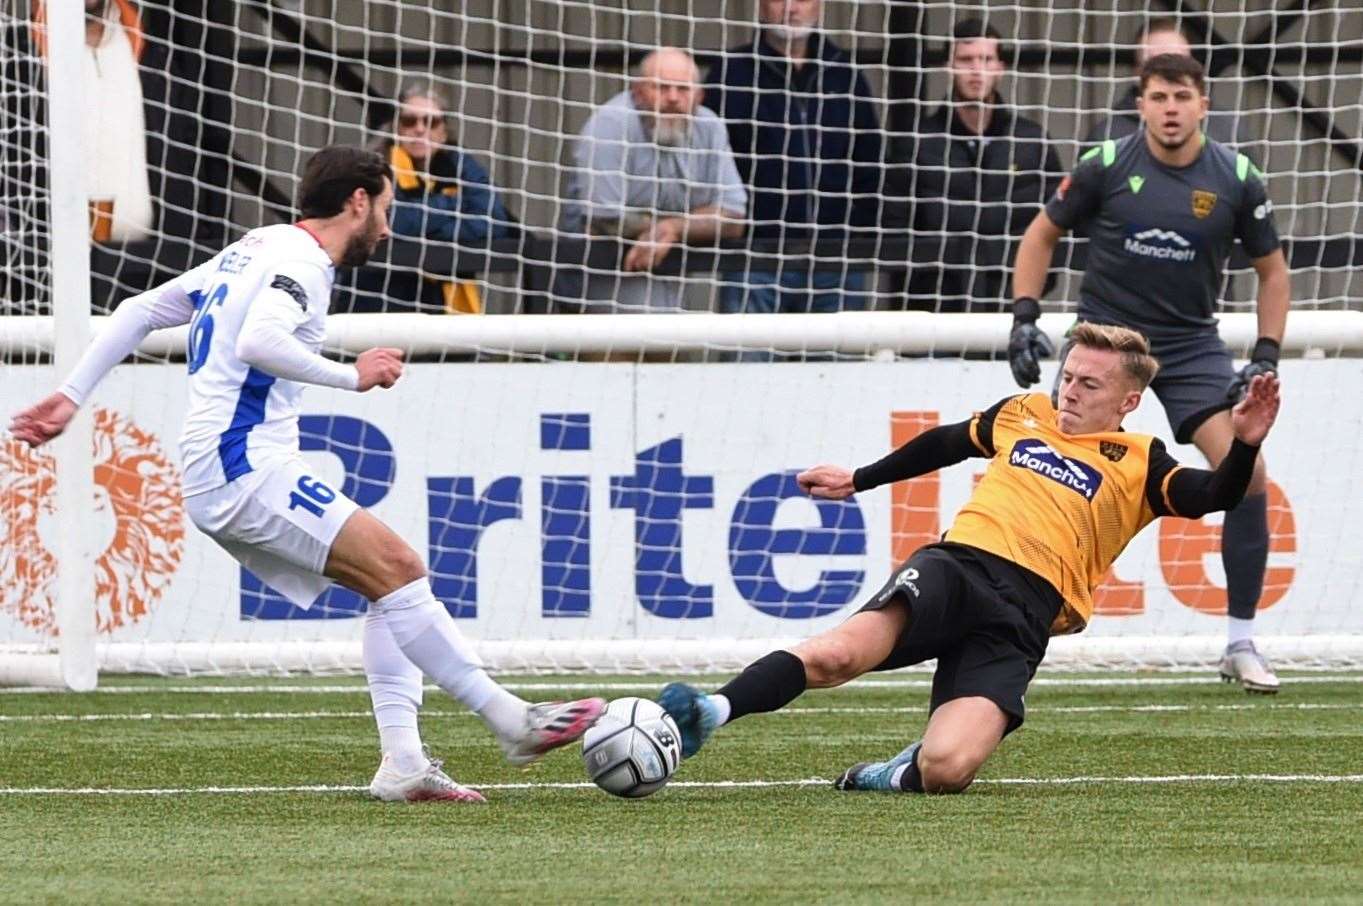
[10,146,605,803]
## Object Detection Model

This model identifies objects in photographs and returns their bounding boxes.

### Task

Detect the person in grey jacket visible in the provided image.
[555,47,747,313]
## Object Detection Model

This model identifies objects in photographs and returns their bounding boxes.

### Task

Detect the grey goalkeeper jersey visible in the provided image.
[1045,132,1281,342]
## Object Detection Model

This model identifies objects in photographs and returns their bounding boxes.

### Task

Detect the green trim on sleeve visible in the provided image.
[1235,153,1267,182]
[1080,146,1101,162]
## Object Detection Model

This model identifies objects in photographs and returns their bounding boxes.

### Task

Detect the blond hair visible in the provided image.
[1070,322,1161,389]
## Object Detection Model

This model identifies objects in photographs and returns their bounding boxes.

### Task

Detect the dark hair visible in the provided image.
[952,18,1001,42]
[950,18,1007,63]
[297,146,389,219]
[1138,52,1205,94]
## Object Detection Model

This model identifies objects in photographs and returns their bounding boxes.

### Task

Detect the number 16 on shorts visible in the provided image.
[289,475,336,517]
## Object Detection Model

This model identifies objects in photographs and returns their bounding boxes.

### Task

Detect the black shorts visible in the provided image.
[859,542,1063,736]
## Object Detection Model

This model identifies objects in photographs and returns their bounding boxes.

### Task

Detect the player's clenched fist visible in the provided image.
[797,464,856,500]
[355,347,405,391]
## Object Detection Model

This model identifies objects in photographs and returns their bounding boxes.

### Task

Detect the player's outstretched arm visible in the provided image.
[6,268,207,448]
[1230,372,1280,447]
[355,347,405,391]
[800,411,998,501]
[8,392,78,448]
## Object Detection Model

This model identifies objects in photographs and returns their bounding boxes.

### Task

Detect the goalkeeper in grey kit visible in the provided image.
[1006,53,1290,691]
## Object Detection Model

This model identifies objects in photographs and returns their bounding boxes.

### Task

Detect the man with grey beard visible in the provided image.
[555,47,748,313]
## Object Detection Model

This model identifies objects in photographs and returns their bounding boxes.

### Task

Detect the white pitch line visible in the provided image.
[5,675,1363,695]
[4,774,1363,797]
[978,773,1363,786]
[3,701,1359,725]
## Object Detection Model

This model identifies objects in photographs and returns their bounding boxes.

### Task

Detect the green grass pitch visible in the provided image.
[2,672,1362,903]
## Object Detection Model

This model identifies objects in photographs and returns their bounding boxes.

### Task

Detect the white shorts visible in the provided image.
[184,457,360,608]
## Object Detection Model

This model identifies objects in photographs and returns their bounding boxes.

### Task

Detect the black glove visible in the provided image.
[1227,337,1280,402]
[1007,297,1055,387]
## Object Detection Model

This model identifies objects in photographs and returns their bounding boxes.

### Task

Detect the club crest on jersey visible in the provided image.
[1191,189,1217,219]
[1008,439,1103,501]
[1099,441,1128,462]
[270,275,308,311]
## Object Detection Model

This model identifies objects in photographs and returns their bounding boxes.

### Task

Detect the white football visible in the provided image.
[581,697,682,798]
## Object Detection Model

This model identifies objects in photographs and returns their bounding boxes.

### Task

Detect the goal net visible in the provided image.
[2,1,1362,683]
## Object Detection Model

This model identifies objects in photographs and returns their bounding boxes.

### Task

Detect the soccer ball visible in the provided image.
[581,697,682,798]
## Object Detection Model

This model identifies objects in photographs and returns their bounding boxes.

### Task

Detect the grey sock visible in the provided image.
[1222,493,1268,621]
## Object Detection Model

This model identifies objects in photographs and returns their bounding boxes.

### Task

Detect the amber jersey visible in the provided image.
[944,393,1185,634]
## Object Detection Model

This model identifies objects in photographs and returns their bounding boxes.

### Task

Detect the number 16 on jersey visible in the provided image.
[187,283,229,374]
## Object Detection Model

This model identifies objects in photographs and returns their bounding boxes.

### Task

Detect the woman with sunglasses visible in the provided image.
[355,81,517,314]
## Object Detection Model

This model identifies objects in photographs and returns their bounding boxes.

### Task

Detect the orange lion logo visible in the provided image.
[1,409,184,636]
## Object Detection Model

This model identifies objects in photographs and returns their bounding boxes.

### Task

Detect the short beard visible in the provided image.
[648,114,691,148]
[339,218,384,268]
[764,22,814,45]
[1151,128,1195,151]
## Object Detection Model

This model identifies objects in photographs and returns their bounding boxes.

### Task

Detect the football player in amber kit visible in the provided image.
[658,323,1280,794]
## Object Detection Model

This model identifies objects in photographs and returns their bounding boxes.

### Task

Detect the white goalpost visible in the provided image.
[2,1,1361,684]
[0,0,97,690]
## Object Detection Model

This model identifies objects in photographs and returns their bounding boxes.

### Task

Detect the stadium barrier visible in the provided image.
[3,312,1362,683]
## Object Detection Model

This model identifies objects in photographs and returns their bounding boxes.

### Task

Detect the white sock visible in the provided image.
[1227,616,1255,648]
[361,609,426,772]
[373,578,528,741]
[477,687,534,742]
[709,693,732,727]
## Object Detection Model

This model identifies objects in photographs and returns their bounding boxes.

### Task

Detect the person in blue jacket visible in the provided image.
[704,0,885,317]
[343,81,517,314]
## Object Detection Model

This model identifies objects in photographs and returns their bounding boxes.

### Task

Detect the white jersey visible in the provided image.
[178,224,342,495]
[58,223,358,498]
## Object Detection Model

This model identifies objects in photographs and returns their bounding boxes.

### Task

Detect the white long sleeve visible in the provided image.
[57,263,209,405]
[234,270,359,390]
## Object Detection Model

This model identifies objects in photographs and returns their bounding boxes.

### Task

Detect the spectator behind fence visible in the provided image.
[2,0,228,312]
[886,19,1063,313]
[342,82,517,314]
[554,47,747,313]
[705,0,884,315]
[1085,18,1255,154]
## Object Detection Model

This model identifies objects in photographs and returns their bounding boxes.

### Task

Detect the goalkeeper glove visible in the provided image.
[1007,296,1055,388]
[1227,337,1280,402]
